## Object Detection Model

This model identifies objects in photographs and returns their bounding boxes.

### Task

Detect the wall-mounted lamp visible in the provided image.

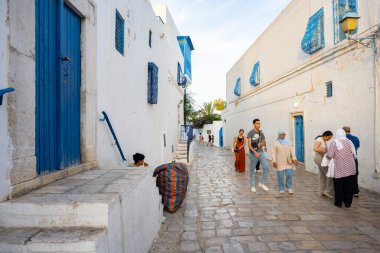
[0,87,15,106]
[340,12,376,48]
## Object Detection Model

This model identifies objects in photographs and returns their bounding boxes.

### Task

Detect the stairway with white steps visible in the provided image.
[174,142,188,164]
[0,167,163,253]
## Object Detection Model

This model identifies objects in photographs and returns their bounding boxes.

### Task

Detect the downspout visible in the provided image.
[375,29,380,176]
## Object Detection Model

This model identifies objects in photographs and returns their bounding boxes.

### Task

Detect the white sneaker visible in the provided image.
[280,190,285,194]
[251,187,256,193]
[287,189,294,194]
[258,183,269,191]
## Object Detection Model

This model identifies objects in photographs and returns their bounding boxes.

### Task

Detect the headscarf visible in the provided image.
[334,129,357,157]
[277,130,291,146]
[334,129,347,150]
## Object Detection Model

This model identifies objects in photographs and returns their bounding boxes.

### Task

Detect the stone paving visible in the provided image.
[149,143,380,253]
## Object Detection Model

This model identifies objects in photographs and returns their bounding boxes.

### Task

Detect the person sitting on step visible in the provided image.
[129,153,149,167]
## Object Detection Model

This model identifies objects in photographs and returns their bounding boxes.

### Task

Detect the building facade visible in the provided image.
[0,0,193,201]
[223,0,380,192]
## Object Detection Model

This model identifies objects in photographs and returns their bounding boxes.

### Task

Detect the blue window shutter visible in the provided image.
[249,62,260,87]
[301,8,325,55]
[148,62,159,104]
[115,10,125,54]
[333,0,357,43]
[234,78,241,97]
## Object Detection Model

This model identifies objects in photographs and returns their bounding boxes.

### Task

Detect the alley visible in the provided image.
[150,144,380,253]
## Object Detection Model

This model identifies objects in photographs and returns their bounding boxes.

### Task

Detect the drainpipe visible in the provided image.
[375,30,380,177]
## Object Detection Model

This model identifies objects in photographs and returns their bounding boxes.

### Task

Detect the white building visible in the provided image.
[96,1,193,168]
[194,121,224,147]
[223,0,380,192]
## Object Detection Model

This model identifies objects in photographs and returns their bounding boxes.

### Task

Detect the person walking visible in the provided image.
[327,129,357,208]
[247,119,269,192]
[272,130,297,194]
[211,135,215,146]
[314,130,334,198]
[233,129,246,173]
[343,126,360,197]
[199,133,204,146]
[207,134,212,146]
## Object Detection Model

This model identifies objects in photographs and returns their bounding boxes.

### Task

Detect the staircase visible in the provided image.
[0,167,163,253]
[174,141,188,164]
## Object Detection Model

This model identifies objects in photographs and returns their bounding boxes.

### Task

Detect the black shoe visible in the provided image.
[345,204,351,208]
[334,203,342,208]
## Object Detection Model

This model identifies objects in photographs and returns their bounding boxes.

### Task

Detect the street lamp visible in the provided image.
[340,12,376,48]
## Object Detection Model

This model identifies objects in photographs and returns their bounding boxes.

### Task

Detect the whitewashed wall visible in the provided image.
[223,0,380,192]
[194,121,223,147]
[0,0,11,201]
[96,0,185,168]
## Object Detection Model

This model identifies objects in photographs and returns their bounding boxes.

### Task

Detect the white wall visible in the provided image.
[194,121,223,147]
[223,0,380,192]
[0,0,11,201]
[96,0,185,168]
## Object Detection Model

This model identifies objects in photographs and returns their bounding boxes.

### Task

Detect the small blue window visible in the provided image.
[249,62,260,87]
[115,10,125,55]
[234,78,241,97]
[148,62,159,104]
[149,30,152,48]
[177,63,187,87]
[326,81,333,97]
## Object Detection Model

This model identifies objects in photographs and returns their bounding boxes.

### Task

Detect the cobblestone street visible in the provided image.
[150,144,380,253]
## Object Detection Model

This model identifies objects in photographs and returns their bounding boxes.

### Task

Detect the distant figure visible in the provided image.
[343,126,360,197]
[129,153,149,167]
[211,135,215,146]
[199,133,204,145]
[207,134,212,146]
[314,131,334,198]
[272,130,297,194]
[327,129,357,208]
[233,129,246,173]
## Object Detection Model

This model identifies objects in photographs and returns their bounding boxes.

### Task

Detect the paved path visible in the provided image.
[150,144,380,253]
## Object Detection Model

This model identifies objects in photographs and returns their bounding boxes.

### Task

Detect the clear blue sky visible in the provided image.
[150,0,292,106]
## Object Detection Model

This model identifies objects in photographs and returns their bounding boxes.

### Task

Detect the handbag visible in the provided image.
[234,147,239,153]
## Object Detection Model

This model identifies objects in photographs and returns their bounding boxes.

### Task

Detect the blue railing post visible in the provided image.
[0,88,15,106]
[100,111,127,162]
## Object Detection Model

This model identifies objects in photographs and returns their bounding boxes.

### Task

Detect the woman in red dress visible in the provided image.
[234,129,246,173]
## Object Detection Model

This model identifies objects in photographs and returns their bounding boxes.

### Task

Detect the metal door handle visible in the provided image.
[61,56,71,61]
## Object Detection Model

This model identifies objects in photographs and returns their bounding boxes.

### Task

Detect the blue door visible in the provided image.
[219,127,223,147]
[294,116,305,163]
[35,0,81,174]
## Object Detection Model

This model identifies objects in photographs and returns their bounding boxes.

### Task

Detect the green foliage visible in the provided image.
[184,93,222,128]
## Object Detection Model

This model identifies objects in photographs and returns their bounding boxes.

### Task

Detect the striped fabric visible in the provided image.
[153,163,189,213]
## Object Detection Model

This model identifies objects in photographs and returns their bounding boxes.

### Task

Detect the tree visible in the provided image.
[184,90,196,125]
[213,99,226,111]
[200,101,215,116]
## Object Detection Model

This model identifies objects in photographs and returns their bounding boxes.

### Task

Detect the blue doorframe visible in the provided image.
[219,127,223,147]
[294,115,305,163]
[36,0,81,174]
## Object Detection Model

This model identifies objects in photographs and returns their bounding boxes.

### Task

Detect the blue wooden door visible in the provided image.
[59,3,81,168]
[294,116,305,163]
[219,127,223,147]
[35,0,81,174]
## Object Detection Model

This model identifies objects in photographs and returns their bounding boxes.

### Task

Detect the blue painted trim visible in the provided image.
[301,8,325,55]
[0,88,14,106]
[177,36,194,50]
[115,10,125,54]
[148,62,159,104]
[333,0,358,44]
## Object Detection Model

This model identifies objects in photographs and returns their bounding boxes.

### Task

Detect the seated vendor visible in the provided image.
[129,153,149,167]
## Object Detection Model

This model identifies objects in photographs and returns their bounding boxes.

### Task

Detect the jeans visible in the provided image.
[249,151,269,187]
[277,169,293,191]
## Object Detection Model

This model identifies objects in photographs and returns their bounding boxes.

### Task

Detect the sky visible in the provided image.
[150,0,292,107]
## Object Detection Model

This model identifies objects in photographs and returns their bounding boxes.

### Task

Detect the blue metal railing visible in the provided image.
[0,87,15,106]
[100,111,127,162]
[180,125,193,163]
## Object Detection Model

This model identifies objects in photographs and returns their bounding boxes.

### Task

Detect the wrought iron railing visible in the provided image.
[180,125,194,163]
[100,111,127,162]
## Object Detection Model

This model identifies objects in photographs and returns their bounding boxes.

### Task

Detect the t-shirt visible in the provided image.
[247,129,265,153]
[314,137,327,151]
[346,134,360,154]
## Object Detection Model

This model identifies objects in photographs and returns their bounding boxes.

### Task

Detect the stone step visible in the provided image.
[175,155,187,159]
[175,150,187,155]
[0,227,108,253]
[0,168,147,228]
